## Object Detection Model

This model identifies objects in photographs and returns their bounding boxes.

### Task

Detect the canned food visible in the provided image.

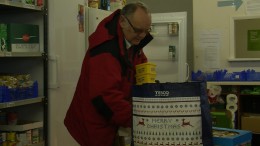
[2,132,6,141]
[7,141,16,146]
[2,141,8,146]
[6,132,16,142]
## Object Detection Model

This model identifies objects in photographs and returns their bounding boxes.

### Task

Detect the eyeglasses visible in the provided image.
[124,16,151,34]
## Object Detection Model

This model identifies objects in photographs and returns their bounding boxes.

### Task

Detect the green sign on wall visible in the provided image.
[248,30,260,51]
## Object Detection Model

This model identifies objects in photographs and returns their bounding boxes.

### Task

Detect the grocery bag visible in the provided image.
[132,82,213,146]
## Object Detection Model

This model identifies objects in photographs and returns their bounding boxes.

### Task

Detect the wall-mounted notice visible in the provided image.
[246,0,260,15]
[199,30,221,69]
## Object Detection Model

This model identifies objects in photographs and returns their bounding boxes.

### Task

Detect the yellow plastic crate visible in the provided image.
[136,73,156,85]
[135,62,156,75]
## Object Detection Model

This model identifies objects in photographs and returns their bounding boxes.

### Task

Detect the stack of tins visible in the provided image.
[135,62,157,85]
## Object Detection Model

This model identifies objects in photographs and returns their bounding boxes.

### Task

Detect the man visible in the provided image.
[64,2,153,146]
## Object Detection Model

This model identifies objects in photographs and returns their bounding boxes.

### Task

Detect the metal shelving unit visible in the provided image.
[0,97,44,109]
[207,81,260,86]
[0,0,48,145]
[207,81,260,129]
[0,52,43,57]
[0,0,42,10]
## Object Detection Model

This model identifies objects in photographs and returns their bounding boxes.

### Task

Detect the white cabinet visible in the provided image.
[143,12,188,83]
[0,1,47,146]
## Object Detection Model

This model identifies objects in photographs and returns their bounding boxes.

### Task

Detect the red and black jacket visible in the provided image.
[64,9,153,146]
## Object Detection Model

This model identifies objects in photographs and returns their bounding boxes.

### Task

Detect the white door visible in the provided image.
[143,12,188,83]
[85,7,112,49]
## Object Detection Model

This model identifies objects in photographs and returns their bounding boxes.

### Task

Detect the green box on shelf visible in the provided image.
[0,23,39,52]
[211,111,232,128]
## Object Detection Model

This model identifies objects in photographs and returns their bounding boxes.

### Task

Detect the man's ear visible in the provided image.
[119,15,127,28]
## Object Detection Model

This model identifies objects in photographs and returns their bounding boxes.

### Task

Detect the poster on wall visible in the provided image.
[247,30,260,51]
[199,30,221,69]
[77,4,84,32]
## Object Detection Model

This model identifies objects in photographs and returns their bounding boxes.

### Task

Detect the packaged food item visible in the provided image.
[135,62,156,75]
[6,132,16,142]
[0,112,7,125]
[135,62,157,85]
[88,0,99,8]
[0,23,39,53]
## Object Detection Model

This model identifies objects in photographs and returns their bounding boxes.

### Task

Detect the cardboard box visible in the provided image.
[241,115,260,133]
[0,23,39,53]
[213,127,252,146]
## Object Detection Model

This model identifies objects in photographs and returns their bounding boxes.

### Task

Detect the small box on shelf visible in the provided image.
[211,111,233,129]
[241,114,260,133]
[0,23,40,53]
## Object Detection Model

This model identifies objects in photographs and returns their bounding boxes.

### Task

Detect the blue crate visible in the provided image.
[246,69,260,81]
[192,70,247,81]
[0,81,38,103]
[216,70,246,81]
[191,70,216,81]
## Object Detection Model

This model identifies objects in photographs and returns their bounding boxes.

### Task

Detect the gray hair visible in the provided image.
[121,1,150,18]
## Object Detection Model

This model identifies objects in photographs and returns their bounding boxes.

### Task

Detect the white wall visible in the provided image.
[193,0,260,72]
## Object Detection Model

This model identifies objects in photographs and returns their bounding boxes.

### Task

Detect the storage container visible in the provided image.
[246,69,260,81]
[135,73,156,85]
[0,81,38,103]
[241,115,260,133]
[213,127,252,146]
[135,62,156,75]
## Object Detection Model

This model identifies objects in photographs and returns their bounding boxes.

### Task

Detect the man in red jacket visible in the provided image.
[64,2,153,146]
